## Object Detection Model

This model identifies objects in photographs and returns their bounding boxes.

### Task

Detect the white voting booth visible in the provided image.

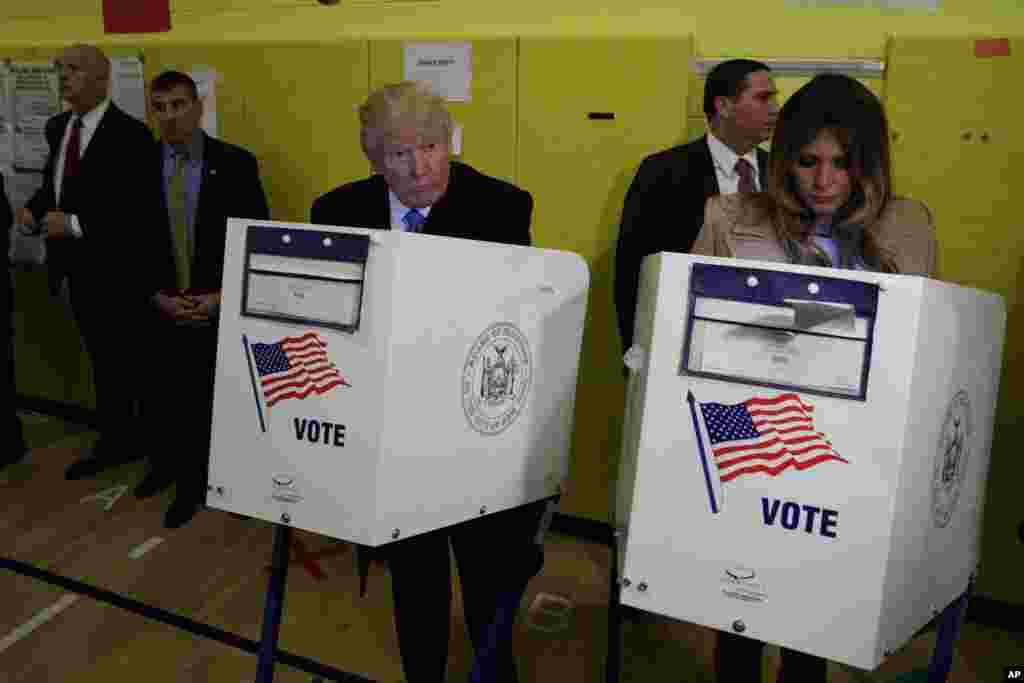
[616,253,1005,669]
[208,219,588,547]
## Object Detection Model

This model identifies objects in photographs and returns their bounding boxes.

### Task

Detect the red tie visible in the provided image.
[63,118,83,181]
[735,158,756,193]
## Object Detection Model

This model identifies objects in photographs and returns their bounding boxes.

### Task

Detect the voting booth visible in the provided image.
[208,219,589,547]
[615,253,1006,669]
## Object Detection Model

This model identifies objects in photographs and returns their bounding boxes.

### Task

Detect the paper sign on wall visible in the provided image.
[403,42,472,103]
[191,68,219,138]
[10,63,60,172]
[452,122,462,156]
[110,55,146,122]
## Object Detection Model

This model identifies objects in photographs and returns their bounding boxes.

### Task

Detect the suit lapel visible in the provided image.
[195,132,215,225]
[418,161,459,236]
[756,147,769,186]
[376,177,392,230]
[698,136,721,198]
[78,104,116,169]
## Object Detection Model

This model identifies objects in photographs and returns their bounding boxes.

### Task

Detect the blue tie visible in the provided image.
[402,208,425,233]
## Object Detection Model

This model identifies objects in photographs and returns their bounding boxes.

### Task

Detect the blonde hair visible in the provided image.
[359,81,452,157]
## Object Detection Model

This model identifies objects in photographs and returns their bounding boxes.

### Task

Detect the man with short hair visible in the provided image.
[135,70,269,529]
[311,81,545,683]
[614,59,778,349]
[17,44,164,479]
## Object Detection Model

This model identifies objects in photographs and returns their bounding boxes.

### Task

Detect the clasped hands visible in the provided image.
[15,208,73,238]
[153,291,220,325]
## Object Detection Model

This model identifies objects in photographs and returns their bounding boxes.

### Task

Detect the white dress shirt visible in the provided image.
[55,98,112,238]
[706,131,761,195]
[388,189,433,231]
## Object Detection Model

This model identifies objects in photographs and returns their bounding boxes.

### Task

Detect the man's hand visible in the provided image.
[181,292,221,323]
[152,292,199,322]
[42,211,72,239]
[15,208,36,230]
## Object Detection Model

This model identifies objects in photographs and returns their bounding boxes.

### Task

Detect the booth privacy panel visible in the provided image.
[616,253,1005,669]
[209,219,589,546]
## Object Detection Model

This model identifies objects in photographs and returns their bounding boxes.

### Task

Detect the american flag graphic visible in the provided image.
[697,392,847,483]
[251,332,350,408]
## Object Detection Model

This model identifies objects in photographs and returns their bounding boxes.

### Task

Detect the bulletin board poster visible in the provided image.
[9,62,61,173]
[0,63,12,170]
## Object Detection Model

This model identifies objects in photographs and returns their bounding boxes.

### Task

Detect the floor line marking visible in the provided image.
[128,537,165,560]
[0,594,80,653]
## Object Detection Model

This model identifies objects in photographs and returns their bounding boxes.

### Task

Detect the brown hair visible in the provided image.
[757,73,896,272]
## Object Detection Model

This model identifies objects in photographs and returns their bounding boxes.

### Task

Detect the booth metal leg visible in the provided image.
[925,581,971,683]
[256,523,293,683]
[605,532,622,683]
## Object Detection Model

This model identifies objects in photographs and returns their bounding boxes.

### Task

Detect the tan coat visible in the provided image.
[691,193,939,277]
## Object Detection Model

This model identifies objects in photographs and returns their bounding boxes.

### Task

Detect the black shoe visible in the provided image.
[65,456,122,480]
[164,497,202,529]
[1,445,27,471]
[65,439,141,480]
[134,471,173,499]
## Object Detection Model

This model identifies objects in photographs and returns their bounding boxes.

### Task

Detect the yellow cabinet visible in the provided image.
[369,38,518,184]
[518,37,691,521]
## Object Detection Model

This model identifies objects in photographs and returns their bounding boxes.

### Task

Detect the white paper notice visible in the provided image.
[191,68,219,138]
[110,56,146,122]
[451,122,463,155]
[11,63,60,172]
[403,43,472,103]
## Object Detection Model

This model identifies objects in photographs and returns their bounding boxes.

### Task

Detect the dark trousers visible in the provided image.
[5,270,23,454]
[387,499,548,683]
[716,631,828,682]
[144,320,217,502]
[68,281,141,453]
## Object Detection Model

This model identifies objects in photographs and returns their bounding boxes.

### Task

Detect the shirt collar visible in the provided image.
[164,129,205,163]
[388,189,432,222]
[75,97,111,132]
[707,131,759,179]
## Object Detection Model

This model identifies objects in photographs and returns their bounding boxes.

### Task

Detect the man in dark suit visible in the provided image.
[311,81,545,683]
[134,70,269,529]
[614,59,778,349]
[17,44,165,479]
[2,173,25,469]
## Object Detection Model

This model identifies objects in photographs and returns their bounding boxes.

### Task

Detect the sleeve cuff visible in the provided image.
[68,214,83,238]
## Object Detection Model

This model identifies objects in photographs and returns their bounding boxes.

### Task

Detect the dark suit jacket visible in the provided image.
[614,135,768,348]
[310,160,532,247]
[1,174,11,265]
[150,132,270,295]
[25,103,164,302]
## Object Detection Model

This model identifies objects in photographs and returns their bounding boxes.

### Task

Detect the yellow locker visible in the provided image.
[518,37,692,522]
[887,36,1024,607]
[369,38,518,184]
[144,41,370,223]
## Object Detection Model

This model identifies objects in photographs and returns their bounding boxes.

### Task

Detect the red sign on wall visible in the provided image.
[974,38,1011,58]
[103,0,171,34]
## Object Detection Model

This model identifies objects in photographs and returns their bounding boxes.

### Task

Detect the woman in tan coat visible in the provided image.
[694,73,938,682]
[693,73,937,279]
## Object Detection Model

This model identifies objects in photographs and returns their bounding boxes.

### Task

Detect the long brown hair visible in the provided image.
[757,74,897,272]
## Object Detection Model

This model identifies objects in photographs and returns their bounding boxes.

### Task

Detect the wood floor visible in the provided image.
[1,413,1021,682]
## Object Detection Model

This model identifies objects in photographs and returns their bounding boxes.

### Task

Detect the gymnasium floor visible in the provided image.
[1,412,1021,682]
